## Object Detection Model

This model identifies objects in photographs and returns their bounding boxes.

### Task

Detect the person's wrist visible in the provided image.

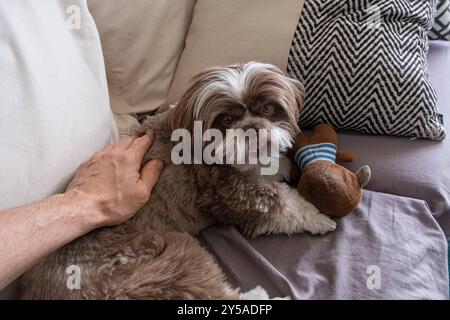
[60,190,106,231]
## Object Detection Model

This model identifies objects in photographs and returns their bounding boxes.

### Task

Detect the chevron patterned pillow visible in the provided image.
[288,0,446,140]
[429,0,450,40]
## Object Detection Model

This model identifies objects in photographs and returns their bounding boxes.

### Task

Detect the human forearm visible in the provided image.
[0,135,164,290]
[0,192,100,289]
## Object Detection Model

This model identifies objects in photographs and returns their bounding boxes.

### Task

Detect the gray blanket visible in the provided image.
[199,191,449,299]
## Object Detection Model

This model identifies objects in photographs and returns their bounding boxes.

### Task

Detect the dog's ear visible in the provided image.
[263,63,305,119]
[167,67,222,132]
[167,90,195,132]
[259,63,305,111]
[167,82,198,132]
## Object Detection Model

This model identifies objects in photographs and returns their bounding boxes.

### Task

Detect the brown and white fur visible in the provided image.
[21,62,336,299]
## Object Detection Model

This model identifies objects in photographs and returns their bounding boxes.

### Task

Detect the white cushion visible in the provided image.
[0,0,118,213]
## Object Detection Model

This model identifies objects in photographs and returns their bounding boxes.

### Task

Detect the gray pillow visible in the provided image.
[288,0,446,140]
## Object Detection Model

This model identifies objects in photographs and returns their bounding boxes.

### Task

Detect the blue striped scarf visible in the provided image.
[294,143,337,171]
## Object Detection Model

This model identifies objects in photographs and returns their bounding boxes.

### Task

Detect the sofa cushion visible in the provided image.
[88,0,196,113]
[166,0,304,103]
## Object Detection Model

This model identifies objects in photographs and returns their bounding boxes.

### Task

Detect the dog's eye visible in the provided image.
[261,104,274,115]
[220,114,234,126]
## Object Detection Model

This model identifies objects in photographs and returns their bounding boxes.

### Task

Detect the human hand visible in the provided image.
[65,135,164,228]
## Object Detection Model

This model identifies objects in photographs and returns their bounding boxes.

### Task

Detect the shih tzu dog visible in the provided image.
[21,62,336,299]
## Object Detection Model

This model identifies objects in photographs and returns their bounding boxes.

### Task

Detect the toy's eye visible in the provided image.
[220,114,234,126]
[261,104,274,115]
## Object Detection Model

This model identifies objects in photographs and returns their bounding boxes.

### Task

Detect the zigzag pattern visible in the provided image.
[429,0,450,40]
[288,0,446,140]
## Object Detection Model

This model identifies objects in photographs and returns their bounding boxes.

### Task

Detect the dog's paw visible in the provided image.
[240,286,290,300]
[305,213,337,235]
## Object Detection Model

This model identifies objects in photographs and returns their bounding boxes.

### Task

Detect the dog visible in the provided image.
[21,62,336,299]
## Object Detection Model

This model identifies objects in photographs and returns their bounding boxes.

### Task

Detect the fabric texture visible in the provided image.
[295,143,337,170]
[199,191,449,299]
[288,0,446,140]
[166,0,304,103]
[0,0,117,298]
[430,0,450,40]
[114,114,141,138]
[87,0,196,114]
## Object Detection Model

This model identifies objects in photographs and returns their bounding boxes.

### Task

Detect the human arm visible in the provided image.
[0,135,164,289]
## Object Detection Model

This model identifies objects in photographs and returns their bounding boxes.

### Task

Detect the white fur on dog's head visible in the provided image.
[168,62,304,165]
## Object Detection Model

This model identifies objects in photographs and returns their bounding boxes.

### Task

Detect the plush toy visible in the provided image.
[293,123,371,217]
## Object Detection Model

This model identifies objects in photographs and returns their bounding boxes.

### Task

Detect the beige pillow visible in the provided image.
[166,0,304,103]
[88,0,196,114]
[114,114,141,138]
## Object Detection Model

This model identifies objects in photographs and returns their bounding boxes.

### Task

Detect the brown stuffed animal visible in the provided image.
[293,123,371,217]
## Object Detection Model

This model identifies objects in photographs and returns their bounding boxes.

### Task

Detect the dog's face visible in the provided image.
[168,62,304,167]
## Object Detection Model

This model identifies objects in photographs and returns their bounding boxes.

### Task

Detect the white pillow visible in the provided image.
[0,0,118,213]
